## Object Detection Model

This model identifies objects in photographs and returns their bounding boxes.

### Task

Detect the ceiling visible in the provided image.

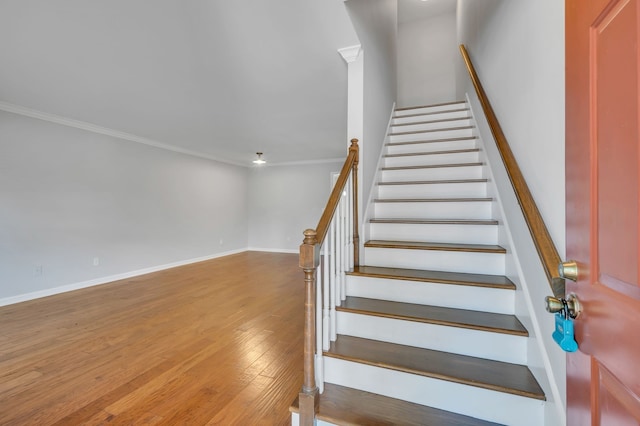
[398,0,457,24]
[0,1,457,166]
[0,1,359,166]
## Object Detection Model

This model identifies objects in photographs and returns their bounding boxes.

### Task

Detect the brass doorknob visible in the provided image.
[558,260,579,281]
[545,294,582,319]
[545,296,564,313]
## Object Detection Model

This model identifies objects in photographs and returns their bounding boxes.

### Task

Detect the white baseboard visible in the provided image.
[0,248,248,307]
[247,247,298,254]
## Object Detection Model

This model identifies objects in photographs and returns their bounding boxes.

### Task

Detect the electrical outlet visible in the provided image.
[219,239,224,245]
[93,257,100,266]
[34,264,43,276]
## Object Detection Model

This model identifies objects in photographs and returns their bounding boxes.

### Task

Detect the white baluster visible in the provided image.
[330,216,337,342]
[335,197,343,307]
[340,191,347,301]
[322,239,330,351]
[315,251,324,393]
[347,175,354,269]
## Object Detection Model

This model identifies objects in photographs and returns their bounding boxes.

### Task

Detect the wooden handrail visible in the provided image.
[297,138,359,425]
[459,44,565,298]
[314,139,360,246]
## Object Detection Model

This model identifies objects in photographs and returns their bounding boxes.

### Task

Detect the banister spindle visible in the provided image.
[330,216,337,342]
[298,229,319,424]
[350,139,360,267]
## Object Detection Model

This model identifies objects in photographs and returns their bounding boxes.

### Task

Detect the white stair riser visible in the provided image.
[336,312,527,364]
[389,128,474,143]
[378,182,487,199]
[323,358,545,426]
[391,118,473,133]
[386,139,478,155]
[384,151,479,168]
[392,109,470,124]
[363,247,505,275]
[290,414,334,426]
[373,200,492,220]
[345,275,514,314]
[380,165,484,182]
[394,103,467,116]
[369,223,498,245]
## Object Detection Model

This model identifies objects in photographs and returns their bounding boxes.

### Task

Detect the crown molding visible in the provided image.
[0,101,247,167]
[265,158,344,167]
[338,45,362,63]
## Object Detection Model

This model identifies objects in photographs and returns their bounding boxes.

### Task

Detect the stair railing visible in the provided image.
[459,44,565,298]
[298,138,359,425]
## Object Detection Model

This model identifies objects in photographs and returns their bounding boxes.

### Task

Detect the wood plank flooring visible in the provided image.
[0,251,303,425]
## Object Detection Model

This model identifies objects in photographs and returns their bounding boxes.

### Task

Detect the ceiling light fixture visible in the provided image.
[252,152,266,165]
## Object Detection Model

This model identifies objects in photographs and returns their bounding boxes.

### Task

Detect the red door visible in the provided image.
[565,0,640,424]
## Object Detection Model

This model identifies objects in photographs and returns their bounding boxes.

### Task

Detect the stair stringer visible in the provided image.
[360,102,395,260]
[466,92,566,426]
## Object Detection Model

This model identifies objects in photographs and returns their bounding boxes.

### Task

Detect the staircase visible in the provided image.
[291,101,546,425]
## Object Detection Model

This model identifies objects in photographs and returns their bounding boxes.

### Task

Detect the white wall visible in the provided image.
[344,0,398,231]
[457,2,566,423]
[0,110,249,303]
[247,161,342,252]
[456,0,565,255]
[398,12,458,107]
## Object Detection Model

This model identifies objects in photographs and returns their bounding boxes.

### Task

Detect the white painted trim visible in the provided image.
[465,92,565,425]
[337,44,362,63]
[0,248,247,307]
[361,102,395,246]
[247,247,298,254]
[0,101,246,168]
[265,158,344,167]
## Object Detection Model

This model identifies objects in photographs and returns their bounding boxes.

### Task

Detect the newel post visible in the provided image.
[350,138,360,267]
[299,229,320,425]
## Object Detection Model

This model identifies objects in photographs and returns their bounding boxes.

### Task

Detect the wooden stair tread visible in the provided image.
[290,383,502,426]
[370,218,498,225]
[395,100,466,111]
[325,336,546,400]
[385,148,479,158]
[382,162,483,171]
[387,136,478,146]
[393,116,471,127]
[348,265,515,289]
[339,296,527,336]
[389,126,474,136]
[365,240,506,253]
[379,178,487,185]
[374,197,493,203]
[393,108,471,120]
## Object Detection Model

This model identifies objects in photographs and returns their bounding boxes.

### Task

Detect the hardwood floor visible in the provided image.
[0,251,303,425]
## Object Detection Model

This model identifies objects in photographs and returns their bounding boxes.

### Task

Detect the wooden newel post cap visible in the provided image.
[350,139,359,165]
[300,229,319,269]
[302,229,318,245]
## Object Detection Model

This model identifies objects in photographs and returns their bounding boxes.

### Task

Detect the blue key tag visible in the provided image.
[552,312,578,352]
